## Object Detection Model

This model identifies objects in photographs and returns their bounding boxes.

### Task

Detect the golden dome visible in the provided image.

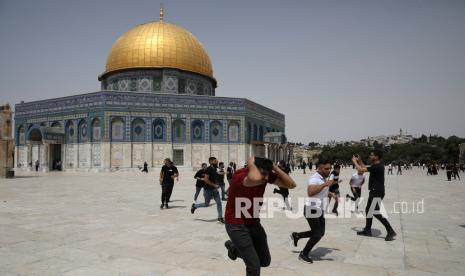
[101,21,213,79]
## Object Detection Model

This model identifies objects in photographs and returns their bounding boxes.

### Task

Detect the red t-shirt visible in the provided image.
[225,168,277,225]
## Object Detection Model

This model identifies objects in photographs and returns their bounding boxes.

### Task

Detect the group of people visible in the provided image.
[156,151,396,275]
[221,150,396,275]
[189,158,236,223]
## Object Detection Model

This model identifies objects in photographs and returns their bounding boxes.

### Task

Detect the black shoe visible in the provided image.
[160,204,164,209]
[385,230,397,241]
[332,210,338,216]
[357,229,372,237]
[218,217,225,224]
[346,194,351,199]
[298,251,313,263]
[190,203,196,214]
[224,240,237,260]
[290,232,299,247]
[165,203,169,209]
[273,188,278,194]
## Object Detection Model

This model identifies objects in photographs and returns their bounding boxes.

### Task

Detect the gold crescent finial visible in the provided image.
[160,3,164,22]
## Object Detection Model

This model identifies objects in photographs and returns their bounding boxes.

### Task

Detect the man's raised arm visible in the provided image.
[272,165,296,189]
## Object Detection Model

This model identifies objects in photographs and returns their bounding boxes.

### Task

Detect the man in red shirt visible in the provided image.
[224,156,296,276]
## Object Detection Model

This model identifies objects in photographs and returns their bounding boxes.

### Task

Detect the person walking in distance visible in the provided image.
[302,160,307,174]
[352,151,397,241]
[223,156,296,275]
[397,163,402,175]
[290,160,334,263]
[191,157,225,223]
[193,163,208,202]
[218,162,227,201]
[159,158,179,209]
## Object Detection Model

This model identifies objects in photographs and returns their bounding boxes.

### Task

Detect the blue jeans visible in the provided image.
[195,188,223,218]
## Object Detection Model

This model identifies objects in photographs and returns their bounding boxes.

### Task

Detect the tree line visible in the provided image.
[316,135,465,164]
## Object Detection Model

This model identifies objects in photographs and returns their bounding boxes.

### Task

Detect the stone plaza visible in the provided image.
[1,168,464,275]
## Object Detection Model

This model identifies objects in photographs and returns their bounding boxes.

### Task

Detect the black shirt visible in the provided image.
[367,163,385,193]
[218,167,225,183]
[226,166,234,180]
[194,169,206,187]
[161,165,178,184]
[329,170,340,192]
[204,165,218,189]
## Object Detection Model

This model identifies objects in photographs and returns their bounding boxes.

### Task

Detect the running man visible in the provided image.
[346,170,365,212]
[290,160,334,263]
[273,160,292,210]
[224,156,296,276]
[193,163,208,202]
[191,157,225,223]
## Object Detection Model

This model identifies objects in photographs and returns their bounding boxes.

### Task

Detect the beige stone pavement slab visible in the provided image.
[1,168,465,275]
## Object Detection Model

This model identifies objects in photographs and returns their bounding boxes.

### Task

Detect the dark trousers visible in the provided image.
[296,207,325,255]
[365,191,393,232]
[348,187,361,201]
[194,186,203,201]
[447,171,452,181]
[225,223,270,276]
[161,181,174,204]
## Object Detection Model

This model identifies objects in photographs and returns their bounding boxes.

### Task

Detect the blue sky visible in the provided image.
[1,0,464,143]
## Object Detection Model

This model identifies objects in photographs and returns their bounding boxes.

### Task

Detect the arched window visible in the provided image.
[78,119,88,143]
[152,119,165,141]
[259,126,264,141]
[191,120,205,143]
[29,128,43,143]
[210,120,223,143]
[228,121,240,142]
[111,117,125,141]
[172,119,186,143]
[50,121,61,128]
[131,118,145,142]
[253,124,258,141]
[65,121,75,143]
[91,118,101,142]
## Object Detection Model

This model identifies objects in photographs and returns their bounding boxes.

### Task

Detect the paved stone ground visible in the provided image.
[1,168,464,276]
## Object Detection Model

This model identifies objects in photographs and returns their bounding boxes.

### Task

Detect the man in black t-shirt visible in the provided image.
[328,164,341,216]
[193,163,208,202]
[191,157,225,223]
[352,150,396,241]
[159,158,179,209]
[226,162,235,183]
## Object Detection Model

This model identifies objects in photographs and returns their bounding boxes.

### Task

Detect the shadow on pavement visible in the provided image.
[165,205,186,209]
[351,227,382,237]
[194,218,219,222]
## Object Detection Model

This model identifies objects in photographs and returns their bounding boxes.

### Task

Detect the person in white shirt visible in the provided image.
[346,171,365,212]
[290,160,334,264]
